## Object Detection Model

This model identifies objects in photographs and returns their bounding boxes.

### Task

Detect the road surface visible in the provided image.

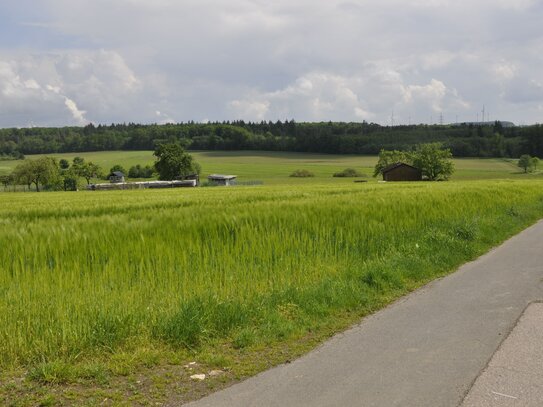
[183,220,543,407]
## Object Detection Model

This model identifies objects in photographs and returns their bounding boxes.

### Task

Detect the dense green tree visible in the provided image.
[518,154,533,173]
[531,156,540,171]
[74,162,103,184]
[128,164,154,178]
[154,143,200,180]
[411,143,455,181]
[12,157,60,192]
[60,166,80,191]
[59,159,70,170]
[517,155,540,173]
[0,174,14,191]
[11,163,33,190]
[109,164,127,175]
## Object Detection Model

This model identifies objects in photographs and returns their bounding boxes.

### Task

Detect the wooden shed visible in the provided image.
[208,174,237,186]
[108,171,125,183]
[382,163,422,181]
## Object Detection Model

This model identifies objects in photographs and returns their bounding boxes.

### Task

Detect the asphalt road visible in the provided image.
[183,220,543,407]
[461,302,543,406]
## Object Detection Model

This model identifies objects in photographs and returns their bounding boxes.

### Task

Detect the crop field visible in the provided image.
[1,150,539,184]
[2,179,543,405]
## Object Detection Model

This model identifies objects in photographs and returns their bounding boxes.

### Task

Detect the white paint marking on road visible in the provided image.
[491,391,518,399]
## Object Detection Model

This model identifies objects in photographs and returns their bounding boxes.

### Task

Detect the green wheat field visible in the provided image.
[1,152,543,405]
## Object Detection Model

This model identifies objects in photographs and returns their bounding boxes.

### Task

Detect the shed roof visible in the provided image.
[208,174,237,180]
[110,171,125,177]
[382,162,420,174]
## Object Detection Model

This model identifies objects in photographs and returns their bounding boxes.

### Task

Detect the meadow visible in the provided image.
[2,178,543,405]
[1,150,538,185]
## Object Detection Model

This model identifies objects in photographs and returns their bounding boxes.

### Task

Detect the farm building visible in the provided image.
[88,179,197,191]
[182,173,200,186]
[382,163,422,181]
[109,171,125,183]
[208,174,237,186]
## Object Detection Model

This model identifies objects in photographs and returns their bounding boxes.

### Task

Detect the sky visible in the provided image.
[0,0,542,127]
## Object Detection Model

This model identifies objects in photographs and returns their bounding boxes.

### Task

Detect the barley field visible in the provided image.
[1,180,543,371]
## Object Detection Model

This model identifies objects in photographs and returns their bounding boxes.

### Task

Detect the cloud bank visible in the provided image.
[0,0,542,126]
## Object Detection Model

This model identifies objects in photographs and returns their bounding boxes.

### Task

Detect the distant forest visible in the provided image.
[1,120,543,159]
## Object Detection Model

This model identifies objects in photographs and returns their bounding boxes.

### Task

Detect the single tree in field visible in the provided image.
[411,143,455,181]
[12,157,60,192]
[0,174,14,191]
[61,167,80,191]
[128,165,141,178]
[531,156,540,171]
[11,164,32,190]
[518,154,533,173]
[74,162,103,185]
[154,142,200,180]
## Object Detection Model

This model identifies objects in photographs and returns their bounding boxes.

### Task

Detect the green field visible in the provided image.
[2,178,543,405]
[1,150,539,185]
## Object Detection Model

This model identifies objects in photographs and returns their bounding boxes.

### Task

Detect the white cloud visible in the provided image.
[64,97,87,125]
[0,0,542,125]
[494,0,537,10]
[0,50,144,126]
[493,63,517,81]
[155,110,175,124]
[229,70,470,123]
[403,79,447,112]
[419,51,457,71]
[229,99,270,121]
[229,72,375,121]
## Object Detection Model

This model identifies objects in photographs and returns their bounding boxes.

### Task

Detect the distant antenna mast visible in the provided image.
[482,105,486,123]
[439,112,444,125]
[391,110,395,127]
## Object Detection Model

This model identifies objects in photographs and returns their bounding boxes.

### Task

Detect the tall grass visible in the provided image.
[1,181,542,369]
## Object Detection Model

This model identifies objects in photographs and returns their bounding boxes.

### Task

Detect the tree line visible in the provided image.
[0,143,201,192]
[1,121,542,159]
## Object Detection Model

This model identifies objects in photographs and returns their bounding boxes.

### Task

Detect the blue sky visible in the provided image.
[0,0,542,127]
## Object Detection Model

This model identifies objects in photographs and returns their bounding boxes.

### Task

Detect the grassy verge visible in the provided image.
[1,180,543,405]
